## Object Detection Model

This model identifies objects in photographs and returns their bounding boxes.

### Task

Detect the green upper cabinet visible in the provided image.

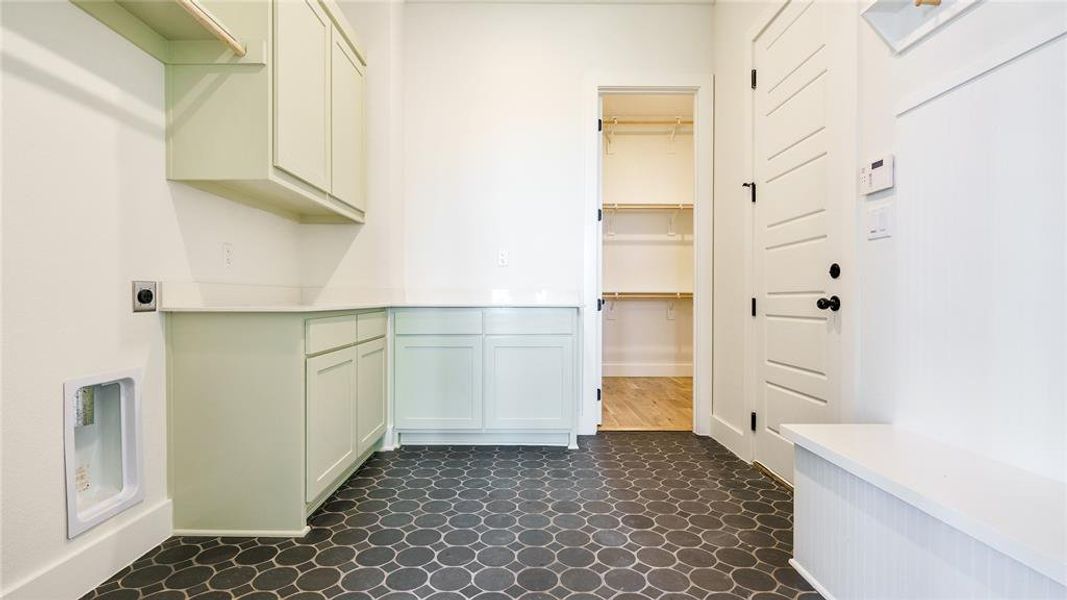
[157,0,367,223]
[274,0,331,191]
[329,26,366,213]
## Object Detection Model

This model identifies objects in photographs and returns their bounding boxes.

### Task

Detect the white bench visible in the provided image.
[782,424,1066,600]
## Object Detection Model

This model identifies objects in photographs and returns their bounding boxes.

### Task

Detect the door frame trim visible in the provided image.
[580,73,715,437]
[741,0,860,471]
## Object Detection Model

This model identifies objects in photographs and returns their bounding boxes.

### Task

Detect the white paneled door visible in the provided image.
[752,0,848,483]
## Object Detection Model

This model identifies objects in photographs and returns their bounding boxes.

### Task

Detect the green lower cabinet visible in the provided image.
[392,308,578,446]
[169,310,387,536]
[484,335,574,430]
[356,337,387,455]
[305,346,358,502]
[394,335,483,430]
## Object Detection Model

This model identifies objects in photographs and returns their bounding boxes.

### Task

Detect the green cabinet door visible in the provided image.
[274,0,330,190]
[356,337,386,455]
[484,335,574,430]
[306,346,357,502]
[329,25,365,212]
[395,336,483,430]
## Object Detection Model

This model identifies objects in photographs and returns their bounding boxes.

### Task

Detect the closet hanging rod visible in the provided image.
[602,292,694,300]
[602,203,693,211]
[175,0,247,57]
[602,118,694,126]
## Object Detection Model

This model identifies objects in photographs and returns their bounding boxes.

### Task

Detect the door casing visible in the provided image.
[581,74,715,437]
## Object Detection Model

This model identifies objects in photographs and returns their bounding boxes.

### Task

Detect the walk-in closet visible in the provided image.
[600,94,695,431]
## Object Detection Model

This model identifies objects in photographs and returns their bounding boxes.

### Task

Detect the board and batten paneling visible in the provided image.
[793,447,1066,599]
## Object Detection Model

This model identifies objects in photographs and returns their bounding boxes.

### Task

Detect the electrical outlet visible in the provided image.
[132,281,157,313]
[497,248,509,267]
[222,242,234,268]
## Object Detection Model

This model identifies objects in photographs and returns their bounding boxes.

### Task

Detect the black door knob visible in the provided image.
[829,263,841,279]
[816,295,841,311]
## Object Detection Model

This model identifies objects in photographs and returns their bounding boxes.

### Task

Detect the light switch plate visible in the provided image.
[866,204,893,240]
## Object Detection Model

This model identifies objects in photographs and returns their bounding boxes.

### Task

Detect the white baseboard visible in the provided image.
[603,362,692,377]
[172,526,309,538]
[1,500,172,600]
[789,558,838,600]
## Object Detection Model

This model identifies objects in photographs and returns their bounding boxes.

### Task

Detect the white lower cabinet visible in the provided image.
[393,308,578,446]
[305,346,358,502]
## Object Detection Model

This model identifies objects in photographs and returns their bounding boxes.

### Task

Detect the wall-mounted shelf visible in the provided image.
[862,0,983,53]
[602,203,693,212]
[602,292,693,300]
[71,0,258,64]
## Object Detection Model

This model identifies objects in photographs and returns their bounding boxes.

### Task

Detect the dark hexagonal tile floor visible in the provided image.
[83,432,821,600]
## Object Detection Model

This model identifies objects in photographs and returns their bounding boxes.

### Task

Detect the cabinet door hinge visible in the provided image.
[750,411,757,432]
[751,69,757,90]
[751,297,757,317]
[742,181,756,203]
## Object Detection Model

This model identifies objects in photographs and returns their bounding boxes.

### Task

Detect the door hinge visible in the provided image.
[742,181,756,203]
[597,298,604,312]
[751,69,757,90]
[751,297,756,317]
[598,118,603,132]
[750,411,757,432]
[597,388,602,402]
[597,208,603,222]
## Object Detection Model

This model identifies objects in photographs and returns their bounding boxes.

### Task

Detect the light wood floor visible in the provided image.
[599,376,693,431]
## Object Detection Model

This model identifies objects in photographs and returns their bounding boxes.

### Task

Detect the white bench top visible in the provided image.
[782,423,1067,586]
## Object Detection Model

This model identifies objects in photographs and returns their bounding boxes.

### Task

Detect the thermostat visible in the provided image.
[859,155,894,195]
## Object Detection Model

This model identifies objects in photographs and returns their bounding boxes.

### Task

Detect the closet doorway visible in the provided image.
[599,93,695,432]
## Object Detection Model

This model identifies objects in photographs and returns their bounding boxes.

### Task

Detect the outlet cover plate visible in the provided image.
[132,281,157,312]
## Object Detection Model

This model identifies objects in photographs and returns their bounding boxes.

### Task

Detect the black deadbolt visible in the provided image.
[829,263,841,279]
[137,289,154,305]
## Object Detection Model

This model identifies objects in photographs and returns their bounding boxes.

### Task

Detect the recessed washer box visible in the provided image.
[63,368,144,538]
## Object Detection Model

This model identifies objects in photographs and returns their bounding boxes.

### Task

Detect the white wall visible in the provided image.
[0,3,303,597]
[603,300,693,376]
[304,1,406,306]
[401,2,714,298]
[709,0,1066,482]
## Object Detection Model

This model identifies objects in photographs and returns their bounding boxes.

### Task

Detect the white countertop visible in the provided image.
[161,301,582,313]
[783,423,1067,586]
[159,284,584,312]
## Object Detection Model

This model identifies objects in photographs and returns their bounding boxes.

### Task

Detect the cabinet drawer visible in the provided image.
[357,311,386,343]
[306,314,357,355]
[484,308,575,335]
[394,309,483,335]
